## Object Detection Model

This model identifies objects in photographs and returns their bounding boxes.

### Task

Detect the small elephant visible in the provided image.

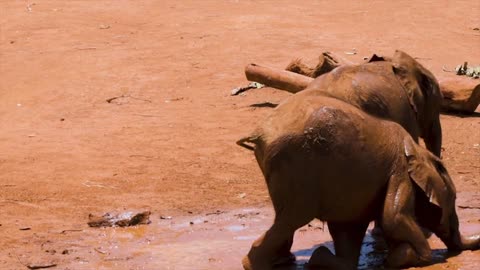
[237,94,479,269]
[304,50,443,157]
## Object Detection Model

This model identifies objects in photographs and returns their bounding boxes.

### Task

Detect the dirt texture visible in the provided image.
[0,1,479,269]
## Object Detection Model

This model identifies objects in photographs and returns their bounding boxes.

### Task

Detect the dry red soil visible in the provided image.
[1,1,479,269]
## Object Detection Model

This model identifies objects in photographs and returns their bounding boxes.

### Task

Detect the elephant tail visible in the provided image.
[236,134,261,151]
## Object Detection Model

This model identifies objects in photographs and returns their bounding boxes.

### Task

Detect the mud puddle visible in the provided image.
[42,207,478,270]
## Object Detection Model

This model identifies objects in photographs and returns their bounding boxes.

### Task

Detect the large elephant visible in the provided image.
[237,94,479,269]
[302,50,443,157]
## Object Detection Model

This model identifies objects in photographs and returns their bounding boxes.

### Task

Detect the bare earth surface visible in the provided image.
[1,1,479,269]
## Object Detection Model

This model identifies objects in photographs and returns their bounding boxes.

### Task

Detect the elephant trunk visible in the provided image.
[437,211,480,251]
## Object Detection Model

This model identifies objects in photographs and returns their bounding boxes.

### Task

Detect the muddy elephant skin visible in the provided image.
[237,95,479,270]
[304,50,443,156]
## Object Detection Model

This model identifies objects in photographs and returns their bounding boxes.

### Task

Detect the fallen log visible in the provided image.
[245,63,313,93]
[245,63,480,114]
[285,51,353,78]
[439,77,480,114]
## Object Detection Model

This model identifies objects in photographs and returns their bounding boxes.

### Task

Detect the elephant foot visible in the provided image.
[274,252,296,266]
[370,226,383,237]
[242,252,296,270]
[386,242,431,268]
[305,246,352,270]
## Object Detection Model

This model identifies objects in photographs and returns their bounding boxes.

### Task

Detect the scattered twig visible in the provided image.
[442,65,454,72]
[106,95,151,104]
[132,114,161,118]
[164,97,184,103]
[82,181,117,189]
[231,82,264,96]
[14,253,57,270]
[103,256,132,262]
[344,49,357,55]
[106,95,124,103]
[60,229,83,234]
[75,47,97,51]
[206,210,225,216]
[94,248,108,255]
[129,96,152,103]
[129,154,155,158]
[234,212,260,219]
[27,264,57,269]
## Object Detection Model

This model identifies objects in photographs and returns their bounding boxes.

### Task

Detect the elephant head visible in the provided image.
[404,138,480,250]
[393,51,443,157]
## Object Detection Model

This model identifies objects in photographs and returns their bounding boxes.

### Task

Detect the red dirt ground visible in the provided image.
[1,1,479,269]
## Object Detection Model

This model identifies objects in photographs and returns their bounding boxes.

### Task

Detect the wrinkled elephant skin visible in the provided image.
[237,95,479,269]
[304,50,443,157]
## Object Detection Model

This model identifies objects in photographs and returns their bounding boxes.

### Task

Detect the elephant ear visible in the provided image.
[404,137,454,224]
[391,50,442,118]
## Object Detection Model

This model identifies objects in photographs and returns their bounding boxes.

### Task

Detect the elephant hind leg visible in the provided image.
[307,221,369,270]
[243,163,316,269]
[242,216,311,270]
[382,174,432,267]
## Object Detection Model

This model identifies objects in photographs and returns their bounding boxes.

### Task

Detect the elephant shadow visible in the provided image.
[275,232,451,270]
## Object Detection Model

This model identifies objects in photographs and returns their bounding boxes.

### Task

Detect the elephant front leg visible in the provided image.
[382,174,432,268]
[307,221,369,270]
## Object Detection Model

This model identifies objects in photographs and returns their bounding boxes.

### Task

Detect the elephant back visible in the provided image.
[303,62,420,140]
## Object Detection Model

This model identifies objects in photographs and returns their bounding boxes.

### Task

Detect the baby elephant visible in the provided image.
[237,93,479,269]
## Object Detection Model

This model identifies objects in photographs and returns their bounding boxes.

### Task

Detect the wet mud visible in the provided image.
[5,207,477,269]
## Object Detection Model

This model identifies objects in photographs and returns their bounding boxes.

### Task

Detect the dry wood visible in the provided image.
[245,63,314,93]
[245,57,480,114]
[285,51,353,78]
[439,77,480,113]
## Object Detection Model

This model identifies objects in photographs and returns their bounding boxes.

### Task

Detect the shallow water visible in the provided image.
[60,207,480,270]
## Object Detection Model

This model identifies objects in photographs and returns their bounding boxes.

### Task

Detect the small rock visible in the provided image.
[238,193,247,199]
[160,215,172,220]
[88,211,151,227]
